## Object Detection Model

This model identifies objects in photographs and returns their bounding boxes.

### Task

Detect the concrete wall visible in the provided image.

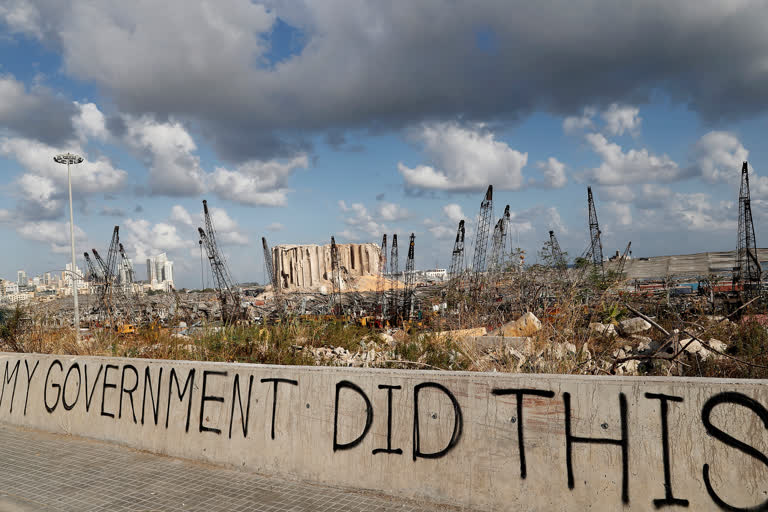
[0,352,766,511]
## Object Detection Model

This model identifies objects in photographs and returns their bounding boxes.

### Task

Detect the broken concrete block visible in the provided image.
[618,317,651,335]
[589,323,617,338]
[497,312,542,337]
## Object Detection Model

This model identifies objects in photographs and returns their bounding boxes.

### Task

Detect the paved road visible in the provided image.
[0,424,460,512]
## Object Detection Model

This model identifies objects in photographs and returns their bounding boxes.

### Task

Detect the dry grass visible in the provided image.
[4,268,768,379]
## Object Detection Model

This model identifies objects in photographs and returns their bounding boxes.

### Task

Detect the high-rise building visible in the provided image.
[146,258,157,284]
[16,270,27,287]
[162,260,174,286]
[145,253,174,290]
[64,262,85,290]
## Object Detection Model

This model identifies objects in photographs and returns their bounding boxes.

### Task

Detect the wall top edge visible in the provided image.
[0,352,765,386]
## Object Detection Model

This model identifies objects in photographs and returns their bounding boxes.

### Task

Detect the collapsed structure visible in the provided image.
[272,242,382,292]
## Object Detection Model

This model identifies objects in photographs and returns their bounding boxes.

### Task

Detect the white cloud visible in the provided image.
[633,184,674,210]
[376,201,409,221]
[169,204,247,245]
[0,75,37,118]
[601,104,642,137]
[123,218,189,261]
[693,131,749,184]
[124,116,207,196]
[266,222,284,232]
[583,133,682,185]
[442,204,465,224]
[338,200,385,241]
[667,194,736,232]
[535,157,567,188]
[508,206,567,236]
[626,190,736,234]
[398,122,527,192]
[0,136,127,221]
[209,207,248,245]
[169,205,194,226]
[603,202,632,226]
[72,102,108,141]
[17,220,87,254]
[423,205,467,244]
[338,229,359,241]
[17,174,62,219]
[596,185,635,203]
[563,107,596,135]
[208,155,309,207]
[55,1,274,110]
[750,174,768,200]
[0,137,126,195]
[0,0,41,38]
[427,225,456,240]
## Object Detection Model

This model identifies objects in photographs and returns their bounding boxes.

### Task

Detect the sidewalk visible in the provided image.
[0,424,456,512]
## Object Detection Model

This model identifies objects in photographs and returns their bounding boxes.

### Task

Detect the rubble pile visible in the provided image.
[472,312,731,376]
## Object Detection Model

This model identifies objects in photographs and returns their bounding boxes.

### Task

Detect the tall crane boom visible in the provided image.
[587,186,604,273]
[390,234,399,314]
[83,252,102,283]
[402,233,416,319]
[472,185,493,277]
[118,243,135,288]
[499,205,510,270]
[330,236,342,314]
[489,218,504,273]
[549,230,568,275]
[198,200,240,322]
[737,161,761,298]
[377,234,388,319]
[616,241,632,277]
[105,226,120,284]
[448,220,465,280]
[262,237,278,292]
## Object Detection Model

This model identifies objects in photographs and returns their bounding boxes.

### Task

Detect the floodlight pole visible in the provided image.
[54,153,84,342]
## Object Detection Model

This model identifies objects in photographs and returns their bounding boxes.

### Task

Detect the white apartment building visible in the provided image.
[424,268,447,280]
[63,263,87,291]
[2,291,33,304]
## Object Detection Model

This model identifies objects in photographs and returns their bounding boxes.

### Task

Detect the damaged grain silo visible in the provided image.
[272,242,382,292]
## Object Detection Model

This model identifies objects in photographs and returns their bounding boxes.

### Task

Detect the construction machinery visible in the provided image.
[262,236,284,315]
[88,226,136,327]
[330,236,342,315]
[500,205,510,269]
[489,219,504,273]
[118,243,137,297]
[198,199,241,323]
[548,230,568,278]
[390,234,399,315]
[587,186,604,273]
[83,252,102,288]
[616,241,632,277]
[402,233,416,319]
[448,220,465,281]
[736,161,761,299]
[471,185,494,282]
[377,234,388,320]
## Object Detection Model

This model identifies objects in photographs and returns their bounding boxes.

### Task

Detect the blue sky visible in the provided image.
[2,1,768,288]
